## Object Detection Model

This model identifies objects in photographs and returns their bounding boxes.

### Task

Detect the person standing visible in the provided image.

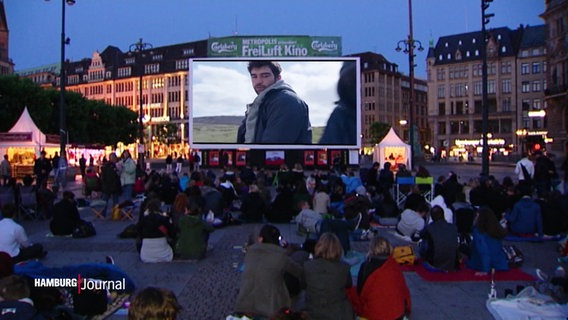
[51,151,60,182]
[79,154,87,178]
[237,61,312,144]
[193,151,201,172]
[0,154,11,186]
[33,150,52,189]
[100,152,121,217]
[165,154,173,173]
[118,150,137,202]
[514,152,534,195]
[175,154,184,174]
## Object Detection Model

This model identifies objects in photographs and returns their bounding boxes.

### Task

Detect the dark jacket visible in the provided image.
[420,219,459,271]
[303,259,354,320]
[234,243,303,317]
[50,199,81,235]
[319,103,356,145]
[237,87,312,144]
[100,162,121,195]
[174,215,214,260]
[505,196,543,238]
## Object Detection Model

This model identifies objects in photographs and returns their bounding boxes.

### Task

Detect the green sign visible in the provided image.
[208,36,342,57]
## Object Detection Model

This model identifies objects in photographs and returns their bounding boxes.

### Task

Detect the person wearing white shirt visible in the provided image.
[0,204,46,263]
[515,154,534,195]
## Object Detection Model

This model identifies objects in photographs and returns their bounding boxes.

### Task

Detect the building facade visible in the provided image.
[0,1,13,75]
[350,52,428,155]
[426,25,547,161]
[541,0,568,158]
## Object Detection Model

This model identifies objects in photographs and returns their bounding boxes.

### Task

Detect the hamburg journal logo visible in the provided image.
[33,275,126,294]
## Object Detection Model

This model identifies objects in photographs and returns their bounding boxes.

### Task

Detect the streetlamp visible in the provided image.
[481,0,494,177]
[47,0,75,158]
[129,38,153,171]
[395,0,424,167]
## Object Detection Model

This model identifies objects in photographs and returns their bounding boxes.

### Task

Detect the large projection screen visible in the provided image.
[189,57,361,149]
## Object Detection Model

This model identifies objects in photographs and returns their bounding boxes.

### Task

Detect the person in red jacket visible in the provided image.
[348,236,411,320]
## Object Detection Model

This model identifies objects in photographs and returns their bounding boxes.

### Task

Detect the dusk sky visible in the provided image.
[6,1,544,78]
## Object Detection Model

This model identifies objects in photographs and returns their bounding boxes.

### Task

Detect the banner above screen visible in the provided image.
[207,36,342,57]
[189,57,361,150]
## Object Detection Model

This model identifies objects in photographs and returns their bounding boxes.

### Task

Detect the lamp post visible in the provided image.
[48,0,75,158]
[481,0,494,177]
[129,38,153,171]
[396,0,424,166]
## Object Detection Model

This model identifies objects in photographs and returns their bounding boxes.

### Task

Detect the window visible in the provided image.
[438,122,446,134]
[488,63,496,75]
[145,63,160,74]
[125,57,135,65]
[175,59,189,70]
[438,102,446,115]
[501,79,512,93]
[437,86,445,98]
[532,80,541,92]
[436,68,445,80]
[533,99,541,110]
[455,101,464,114]
[521,81,530,93]
[460,121,470,134]
[521,63,529,75]
[472,64,482,77]
[532,62,540,74]
[118,67,131,78]
[473,81,482,96]
[502,97,511,112]
[522,99,530,111]
[450,121,459,134]
[487,80,495,94]
[501,61,512,74]
[474,100,482,114]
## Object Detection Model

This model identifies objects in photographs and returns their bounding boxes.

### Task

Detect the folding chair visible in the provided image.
[415,177,434,203]
[89,199,108,220]
[18,185,39,220]
[395,176,415,209]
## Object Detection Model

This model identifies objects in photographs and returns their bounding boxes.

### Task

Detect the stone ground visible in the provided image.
[14,168,566,320]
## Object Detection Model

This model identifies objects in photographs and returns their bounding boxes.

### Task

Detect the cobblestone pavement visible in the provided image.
[16,175,564,320]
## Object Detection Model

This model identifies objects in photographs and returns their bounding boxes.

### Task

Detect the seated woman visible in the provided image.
[174,202,214,260]
[234,224,303,318]
[303,232,354,320]
[348,236,411,320]
[138,199,175,263]
[50,191,82,236]
[467,207,509,274]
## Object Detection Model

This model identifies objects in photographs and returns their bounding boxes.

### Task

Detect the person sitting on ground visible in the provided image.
[312,184,330,215]
[419,205,459,272]
[466,207,509,274]
[348,236,411,320]
[50,191,82,236]
[396,200,429,241]
[138,199,175,263]
[0,204,46,263]
[429,194,454,224]
[303,232,355,320]
[505,189,543,239]
[234,224,303,318]
[174,202,214,260]
[239,184,267,223]
[295,200,322,235]
[128,287,181,320]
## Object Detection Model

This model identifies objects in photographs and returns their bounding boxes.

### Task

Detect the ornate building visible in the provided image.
[0,1,14,75]
[426,25,547,160]
[541,0,568,157]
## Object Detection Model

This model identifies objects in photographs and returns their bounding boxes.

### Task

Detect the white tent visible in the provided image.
[0,107,59,161]
[373,128,411,170]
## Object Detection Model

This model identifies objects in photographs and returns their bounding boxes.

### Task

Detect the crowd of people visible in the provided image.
[1,145,567,319]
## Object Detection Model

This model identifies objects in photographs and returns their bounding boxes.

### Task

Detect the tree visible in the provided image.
[0,75,137,147]
[368,122,391,144]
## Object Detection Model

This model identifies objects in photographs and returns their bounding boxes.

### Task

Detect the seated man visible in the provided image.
[50,191,83,236]
[0,275,41,319]
[0,204,46,263]
[396,202,429,241]
[505,190,543,239]
[419,206,459,271]
[295,201,322,235]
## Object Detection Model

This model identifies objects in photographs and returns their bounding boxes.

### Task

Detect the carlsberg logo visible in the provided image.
[311,40,338,52]
[211,42,238,53]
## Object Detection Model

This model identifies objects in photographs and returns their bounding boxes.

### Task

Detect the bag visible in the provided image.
[392,245,416,265]
[118,223,138,238]
[73,221,96,238]
[111,205,121,221]
[503,244,524,267]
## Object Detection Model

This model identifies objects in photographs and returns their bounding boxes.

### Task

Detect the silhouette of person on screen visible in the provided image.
[319,61,357,145]
[237,61,312,144]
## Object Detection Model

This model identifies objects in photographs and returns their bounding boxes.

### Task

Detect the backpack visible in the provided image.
[392,245,416,265]
[72,221,96,238]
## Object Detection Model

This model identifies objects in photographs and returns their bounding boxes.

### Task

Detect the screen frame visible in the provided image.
[188,56,361,150]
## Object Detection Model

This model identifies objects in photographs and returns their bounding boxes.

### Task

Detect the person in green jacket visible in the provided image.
[174,202,214,260]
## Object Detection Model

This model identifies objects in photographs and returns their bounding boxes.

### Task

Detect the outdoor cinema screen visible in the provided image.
[189,57,361,149]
